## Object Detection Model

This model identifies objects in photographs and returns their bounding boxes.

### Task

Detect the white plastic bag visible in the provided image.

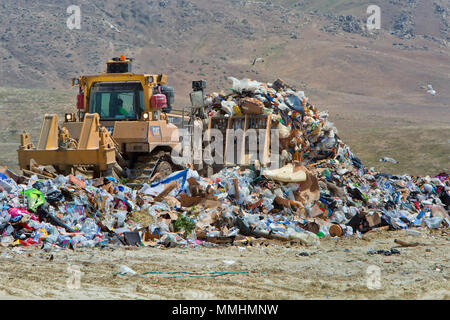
[120,265,137,275]
[228,77,263,93]
[278,122,291,139]
[221,100,237,115]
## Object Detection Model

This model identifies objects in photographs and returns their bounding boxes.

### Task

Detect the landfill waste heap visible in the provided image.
[0,77,449,249]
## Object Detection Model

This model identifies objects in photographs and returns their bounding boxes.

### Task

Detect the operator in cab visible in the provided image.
[115,98,128,117]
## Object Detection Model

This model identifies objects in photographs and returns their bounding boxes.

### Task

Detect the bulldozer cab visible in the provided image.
[74,56,170,122]
[89,82,145,121]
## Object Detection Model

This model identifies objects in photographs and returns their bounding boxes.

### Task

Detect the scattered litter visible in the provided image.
[296,252,310,257]
[119,265,137,275]
[406,229,422,237]
[427,84,436,96]
[103,19,121,33]
[367,248,401,256]
[0,78,447,251]
[394,239,421,247]
[434,265,443,272]
[252,57,264,66]
[380,157,398,164]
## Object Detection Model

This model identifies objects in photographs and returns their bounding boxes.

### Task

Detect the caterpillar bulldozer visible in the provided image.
[17,56,185,182]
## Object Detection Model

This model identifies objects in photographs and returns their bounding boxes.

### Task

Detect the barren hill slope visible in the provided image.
[0,0,448,92]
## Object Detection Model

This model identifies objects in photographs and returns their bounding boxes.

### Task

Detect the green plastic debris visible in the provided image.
[23,188,45,212]
[316,232,325,238]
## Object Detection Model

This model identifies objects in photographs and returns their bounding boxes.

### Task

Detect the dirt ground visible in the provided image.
[0,228,448,300]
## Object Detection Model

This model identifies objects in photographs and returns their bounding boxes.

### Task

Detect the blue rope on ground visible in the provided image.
[116,270,249,279]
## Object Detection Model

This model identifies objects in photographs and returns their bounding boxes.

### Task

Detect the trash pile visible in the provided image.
[1,77,449,249]
[205,77,339,165]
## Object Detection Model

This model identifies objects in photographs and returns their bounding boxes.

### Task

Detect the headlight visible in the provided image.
[65,113,75,122]
[146,76,154,84]
[142,112,150,120]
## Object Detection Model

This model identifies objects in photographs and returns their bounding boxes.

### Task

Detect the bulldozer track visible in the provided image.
[124,150,175,186]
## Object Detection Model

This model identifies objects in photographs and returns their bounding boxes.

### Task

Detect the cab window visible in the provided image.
[89,82,144,120]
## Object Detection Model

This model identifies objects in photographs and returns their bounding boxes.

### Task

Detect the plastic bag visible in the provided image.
[46,189,65,204]
[284,94,305,116]
[277,102,290,112]
[114,210,128,227]
[119,265,137,275]
[278,123,291,139]
[221,100,238,115]
[424,217,443,229]
[0,179,18,193]
[228,77,264,93]
[286,230,320,246]
[81,218,99,240]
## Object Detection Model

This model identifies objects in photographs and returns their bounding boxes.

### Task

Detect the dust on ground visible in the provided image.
[0,229,448,300]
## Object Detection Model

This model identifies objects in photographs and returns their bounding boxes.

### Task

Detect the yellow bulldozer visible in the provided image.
[17,56,186,181]
[17,56,276,182]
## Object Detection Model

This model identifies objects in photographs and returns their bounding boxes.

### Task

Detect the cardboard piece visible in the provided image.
[201,199,221,209]
[0,167,20,183]
[69,174,86,189]
[143,228,161,241]
[274,196,291,208]
[207,236,235,244]
[91,177,105,188]
[302,221,320,234]
[272,79,287,91]
[154,181,179,202]
[194,227,207,240]
[326,181,345,198]
[366,212,381,228]
[310,204,325,218]
[188,177,202,196]
[240,97,264,115]
[179,194,203,207]
[233,178,240,201]
[247,198,263,210]
[296,171,320,203]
